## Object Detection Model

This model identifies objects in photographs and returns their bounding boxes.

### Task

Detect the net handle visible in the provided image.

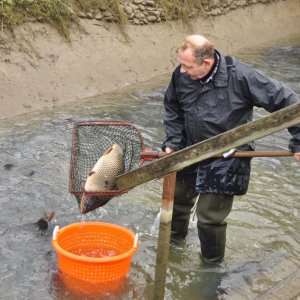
[141,149,293,160]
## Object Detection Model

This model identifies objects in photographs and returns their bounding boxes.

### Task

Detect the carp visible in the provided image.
[80,143,125,214]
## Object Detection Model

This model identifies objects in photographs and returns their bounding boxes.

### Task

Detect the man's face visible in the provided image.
[178,48,208,80]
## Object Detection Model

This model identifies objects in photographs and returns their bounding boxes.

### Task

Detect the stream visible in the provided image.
[0,37,299,299]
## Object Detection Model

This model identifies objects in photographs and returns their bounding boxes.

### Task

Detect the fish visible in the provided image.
[35,211,57,232]
[0,212,57,236]
[80,143,125,214]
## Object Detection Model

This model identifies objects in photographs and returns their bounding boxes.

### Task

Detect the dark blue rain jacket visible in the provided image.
[162,51,300,195]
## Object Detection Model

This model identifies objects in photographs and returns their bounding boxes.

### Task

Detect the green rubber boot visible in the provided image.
[196,194,234,263]
[198,223,227,263]
[170,176,197,244]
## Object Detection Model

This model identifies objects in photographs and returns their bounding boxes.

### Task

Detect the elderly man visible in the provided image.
[162,35,300,263]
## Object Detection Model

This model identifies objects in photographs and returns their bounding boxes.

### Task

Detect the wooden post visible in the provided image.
[153,172,176,300]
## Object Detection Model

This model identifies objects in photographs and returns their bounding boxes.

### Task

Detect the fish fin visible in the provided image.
[103,146,113,155]
[47,211,56,222]
[88,171,96,176]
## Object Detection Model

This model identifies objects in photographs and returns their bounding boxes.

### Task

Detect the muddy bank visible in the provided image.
[0,0,299,120]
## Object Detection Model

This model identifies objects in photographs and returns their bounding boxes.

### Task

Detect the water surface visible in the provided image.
[0,37,299,299]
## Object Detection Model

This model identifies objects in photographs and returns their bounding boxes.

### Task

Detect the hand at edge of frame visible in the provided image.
[165,147,174,154]
[294,152,300,161]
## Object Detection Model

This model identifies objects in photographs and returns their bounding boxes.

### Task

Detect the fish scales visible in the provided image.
[80,143,125,214]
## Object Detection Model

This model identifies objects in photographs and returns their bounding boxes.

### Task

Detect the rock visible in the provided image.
[147,16,157,22]
[86,12,94,20]
[130,3,139,10]
[148,10,161,17]
[95,13,103,20]
[133,18,140,25]
[128,12,135,20]
[124,6,133,15]
[135,12,146,20]
[139,4,145,11]
[103,11,112,17]
[104,16,114,22]
[70,0,275,27]
[77,11,86,18]
[145,0,156,7]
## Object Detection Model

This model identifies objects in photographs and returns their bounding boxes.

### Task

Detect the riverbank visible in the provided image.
[1,0,300,120]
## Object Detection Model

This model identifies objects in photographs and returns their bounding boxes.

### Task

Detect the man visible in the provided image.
[162,35,300,263]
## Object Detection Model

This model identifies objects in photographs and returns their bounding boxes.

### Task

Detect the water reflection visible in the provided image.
[0,41,299,299]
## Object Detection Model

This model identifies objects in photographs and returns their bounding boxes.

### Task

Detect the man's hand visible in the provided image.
[165,147,174,154]
[294,152,300,161]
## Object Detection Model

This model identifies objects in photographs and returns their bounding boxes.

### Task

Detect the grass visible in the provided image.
[0,0,204,41]
[156,0,204,22]
[0,0,77,41]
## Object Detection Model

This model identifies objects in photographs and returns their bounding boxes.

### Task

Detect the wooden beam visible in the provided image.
[116,102,300,191]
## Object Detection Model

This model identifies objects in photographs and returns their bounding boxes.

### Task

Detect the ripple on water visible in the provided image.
[0,42,300,299]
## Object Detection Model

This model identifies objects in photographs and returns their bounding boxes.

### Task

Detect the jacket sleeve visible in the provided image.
[162,70,186,151]
[240,65,300,153]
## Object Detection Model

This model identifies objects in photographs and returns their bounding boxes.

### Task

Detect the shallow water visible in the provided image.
[0,37,299,300]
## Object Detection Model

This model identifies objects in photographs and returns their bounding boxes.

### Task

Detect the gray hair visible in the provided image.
[179,36,215,64]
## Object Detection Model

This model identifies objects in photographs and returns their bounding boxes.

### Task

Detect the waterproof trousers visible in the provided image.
[171,176,234,263]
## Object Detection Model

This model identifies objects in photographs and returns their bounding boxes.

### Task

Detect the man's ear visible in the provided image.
[203,58,214,71]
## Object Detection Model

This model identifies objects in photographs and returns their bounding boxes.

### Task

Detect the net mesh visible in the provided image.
[69,121,144,213]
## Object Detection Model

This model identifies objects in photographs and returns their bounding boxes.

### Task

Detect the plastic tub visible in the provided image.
[52,222,139,294]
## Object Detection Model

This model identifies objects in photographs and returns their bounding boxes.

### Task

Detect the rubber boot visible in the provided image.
[196,194,234,263]
[197,223,227,263]
[170,174,198,244]
[171,207,191,244]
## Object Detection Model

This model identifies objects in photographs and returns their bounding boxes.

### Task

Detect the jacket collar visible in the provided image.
[212,50,229,87]
[175,50,229,90]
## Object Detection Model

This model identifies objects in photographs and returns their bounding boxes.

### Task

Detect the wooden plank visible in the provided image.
[116,102,300,191]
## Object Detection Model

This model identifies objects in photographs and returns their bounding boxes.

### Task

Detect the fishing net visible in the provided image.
[69,121,144,214]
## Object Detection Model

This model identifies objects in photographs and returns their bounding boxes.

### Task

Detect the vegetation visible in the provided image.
[0,0,128,40]
[0,0,204,40]
[0,0,77,40]
[156,0,204,23]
